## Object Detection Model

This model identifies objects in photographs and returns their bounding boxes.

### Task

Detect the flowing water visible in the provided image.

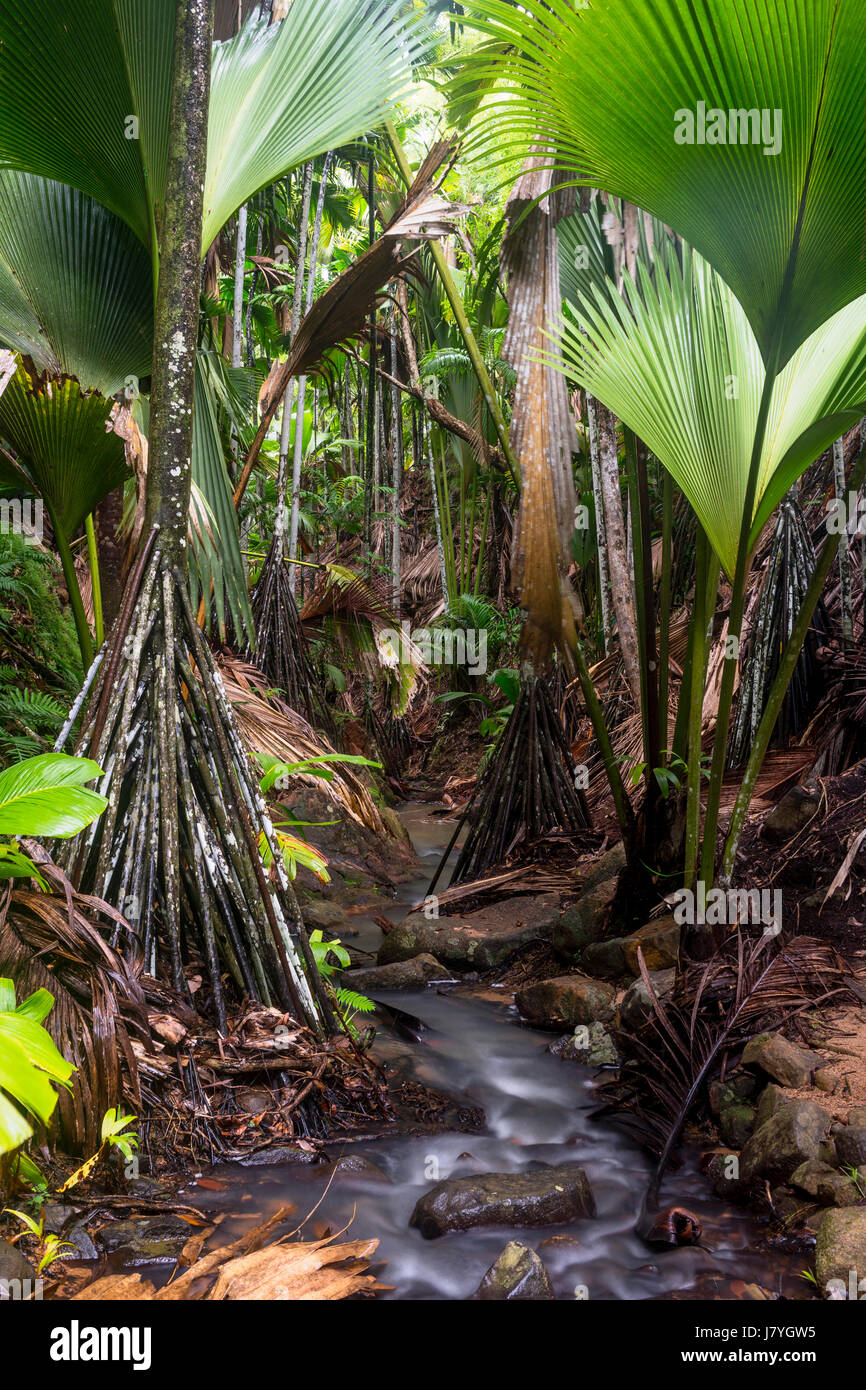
[190,804,806,1301]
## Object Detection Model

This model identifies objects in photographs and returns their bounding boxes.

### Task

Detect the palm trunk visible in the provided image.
[584,391,612,654]
[288,152,331,595]
[597,402,640,705]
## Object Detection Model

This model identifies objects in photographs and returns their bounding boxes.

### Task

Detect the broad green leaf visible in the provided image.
[459,0,866,368]
[0,173,152,397]
[0,1012,75,1087]
[553,242,866,577]
[0,1,415,259]
[13,987,55,1025]
[0,362,129,539]
[0,1091,34,1156]
[0,752,107,837]
[203,2,416,253]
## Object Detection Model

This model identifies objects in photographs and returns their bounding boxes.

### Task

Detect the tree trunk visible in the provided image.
[596,401,641,705]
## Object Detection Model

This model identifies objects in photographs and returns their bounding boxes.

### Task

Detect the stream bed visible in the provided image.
[190,804,807,1301]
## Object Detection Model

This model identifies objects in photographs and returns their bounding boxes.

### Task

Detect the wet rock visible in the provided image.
[741,1032,821,1088]
[708,1074,757,1117]
[409,1163,596,1239]
[618,968,676,1032]
[515,975,615,1029]
[345,953,448,992]
[706,1152,747,1200]
[582,937,626,978]
[789,1159,841,1202]
[581,841,627,892]
[41,1202,79,1235]
[835,1126,866,1168]
[472,1241,555,1300]
[815,1208,866,1293]
[553,879,619,959]
[331,1155,390,1182]
[96,1215,192,1266]
[755,1083,789,1129]
[66,1222,99,1261]
[789,1158,830,1191]
[0,1239,36,1295]
[378,894,562,971]
[761,785,820,844]
[549,1021,618,1066]
[720,1100,756,1149]
[239,1144,320,1166]
[622,916,680,975]
[740,1098,833,1184]
[301,900,347,931]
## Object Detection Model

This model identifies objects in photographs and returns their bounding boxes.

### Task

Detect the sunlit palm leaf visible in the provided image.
[203,1,416,252]
[553,242,866,577]
[0,0,415,258]
[458,0,866,368]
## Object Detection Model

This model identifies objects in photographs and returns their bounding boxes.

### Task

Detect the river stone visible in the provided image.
[834,1126,866,1169]
[815,1208,866,1293]
[345,954,448,991]
[618,968,676,1032]
[761,785,820,844]
[755,1083,789,1129]
[848,1107,866,1127]
[472,1241,555,1300]
[238,1144,320,1166]
[740,1099,833,1184]
[515,975,615,1029]
[813,1068,838,1094]
[580,841,627,893]
[708,1074,757,1117]
[622,916,680,975]
[582,937,626,978]
[719,1100,756,1149]
[409,1163,596,1239]
[549,1021,618,1066]
[552,878,619,959]
[0,1239,36,1296]
[741,1032,821,1088]
[378,893,562,970]
[301,900,347,931]
[331,1155,390,1182]
[96,1214,191,1266]
[706,1152,747,1200]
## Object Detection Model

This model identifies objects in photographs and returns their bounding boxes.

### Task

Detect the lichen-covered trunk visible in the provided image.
[143,0,213,570]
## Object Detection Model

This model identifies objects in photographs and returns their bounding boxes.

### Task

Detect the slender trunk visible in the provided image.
[142,0,212,568]
[274,161,313,559]
[389,301,403,612]
[584,391,612,655]
[288,153,331,595]
[231,204,247,369]
[597,402,640,704]
[833,435,853,644]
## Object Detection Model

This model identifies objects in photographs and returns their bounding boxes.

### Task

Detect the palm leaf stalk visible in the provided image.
[56,0,332,1042]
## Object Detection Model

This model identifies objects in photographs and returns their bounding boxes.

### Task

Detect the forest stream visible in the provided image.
[178,805,808,1303]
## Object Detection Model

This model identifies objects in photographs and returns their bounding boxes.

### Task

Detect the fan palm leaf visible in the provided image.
[458,0,866,370]
[553,242,866,578]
